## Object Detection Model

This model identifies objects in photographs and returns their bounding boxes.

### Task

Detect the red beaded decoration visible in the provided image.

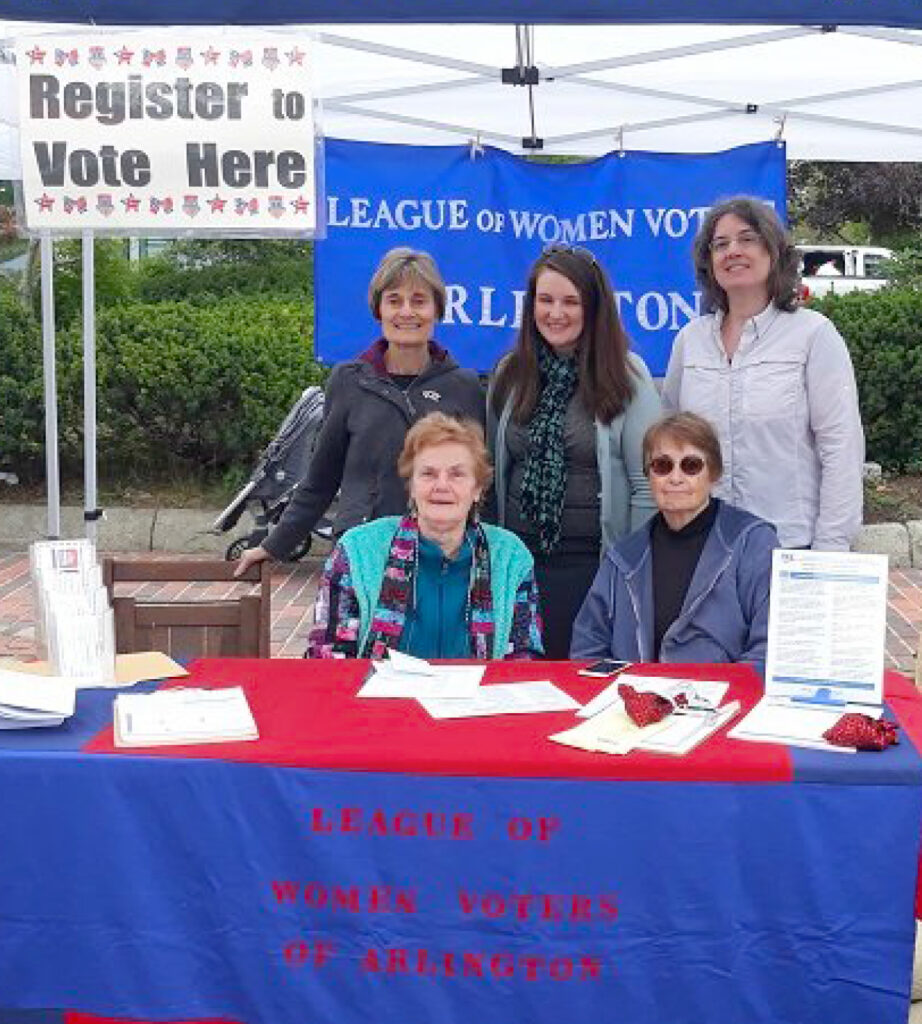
[823,713,899,751]
[618,683,675,728]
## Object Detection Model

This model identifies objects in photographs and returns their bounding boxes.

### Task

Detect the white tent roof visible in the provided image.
[3,19,922,176]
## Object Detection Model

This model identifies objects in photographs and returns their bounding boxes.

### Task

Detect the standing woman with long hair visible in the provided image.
[488,246,662,658]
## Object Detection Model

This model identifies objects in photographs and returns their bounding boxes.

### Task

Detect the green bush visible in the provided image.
[0,281,47,477]
[137,239,313,303]
[0,289,322,483]
[811,287,922,471]
[27,238,139,328]
[67,296,322,476]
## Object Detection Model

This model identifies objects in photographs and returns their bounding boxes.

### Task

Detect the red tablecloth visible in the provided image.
[86,659,796,783]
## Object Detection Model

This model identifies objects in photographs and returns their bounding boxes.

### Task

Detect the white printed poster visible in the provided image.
[764,548,888,706]
[17,32,318,234]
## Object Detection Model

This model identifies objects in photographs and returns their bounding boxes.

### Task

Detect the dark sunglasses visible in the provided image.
[648,455,706,478]
[543,243,598,266]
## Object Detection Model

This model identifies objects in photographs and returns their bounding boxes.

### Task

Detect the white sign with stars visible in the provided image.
[17,31,318,235]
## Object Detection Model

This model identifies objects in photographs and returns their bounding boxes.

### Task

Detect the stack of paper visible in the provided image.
[359,650,485,700]
[0,669,77,729]
[551,674,740,756]
[727,698,877,753]
[418,681,580,720]
[359,651,579,719]
[114,686,258,747]
[30,539,115,685]
[577,674,729,719]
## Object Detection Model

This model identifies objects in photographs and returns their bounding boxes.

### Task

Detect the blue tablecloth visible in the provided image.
[0,660,920,1024]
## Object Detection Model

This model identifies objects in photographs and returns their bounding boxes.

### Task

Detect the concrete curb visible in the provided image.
[852,522,913,568]
[0,505,230,555]
[2,504,922,563]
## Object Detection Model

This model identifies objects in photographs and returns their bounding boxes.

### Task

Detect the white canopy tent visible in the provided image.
[3,21,922,169]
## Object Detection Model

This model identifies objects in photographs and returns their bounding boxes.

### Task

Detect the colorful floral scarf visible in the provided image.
[360,515,495,659]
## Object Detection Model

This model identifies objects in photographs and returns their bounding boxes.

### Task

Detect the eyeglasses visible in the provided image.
[709,230,763,254]
[543,243,598,266]
[648,455,706,477]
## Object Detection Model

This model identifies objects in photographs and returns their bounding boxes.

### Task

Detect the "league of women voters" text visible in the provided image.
[269,803,618,984]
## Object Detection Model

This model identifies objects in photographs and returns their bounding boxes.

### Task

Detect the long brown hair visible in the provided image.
[491,247,636,425]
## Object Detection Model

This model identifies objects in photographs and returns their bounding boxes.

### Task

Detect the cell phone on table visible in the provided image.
[577,659,632,678]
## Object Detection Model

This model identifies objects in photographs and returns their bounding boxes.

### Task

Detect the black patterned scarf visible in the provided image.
[519,342,579,554]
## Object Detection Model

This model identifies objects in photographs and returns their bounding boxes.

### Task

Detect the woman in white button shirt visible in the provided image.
[662,196,864,550]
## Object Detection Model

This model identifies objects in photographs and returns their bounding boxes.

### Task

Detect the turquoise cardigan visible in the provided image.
[339,517,535,659]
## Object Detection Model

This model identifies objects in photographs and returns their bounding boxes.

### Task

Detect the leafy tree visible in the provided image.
[789,161,922,244]
[876,247,922,289]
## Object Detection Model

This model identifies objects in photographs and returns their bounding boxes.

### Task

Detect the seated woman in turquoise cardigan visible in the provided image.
[307,413,544,659]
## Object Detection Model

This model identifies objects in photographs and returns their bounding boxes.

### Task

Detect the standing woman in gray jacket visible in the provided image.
[662,197,864,550]
[488,246,662,659]
[236,248,484,578]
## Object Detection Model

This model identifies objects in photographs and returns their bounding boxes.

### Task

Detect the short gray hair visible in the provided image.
[367,247,447,321]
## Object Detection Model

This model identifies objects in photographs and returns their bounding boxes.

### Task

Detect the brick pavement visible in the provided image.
[0,551,324,662]
[1,551,920,679]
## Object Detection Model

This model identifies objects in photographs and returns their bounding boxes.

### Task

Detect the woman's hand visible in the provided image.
[234,544,270,578]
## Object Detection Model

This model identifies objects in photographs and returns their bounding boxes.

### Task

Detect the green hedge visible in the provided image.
[1,286,322,481]
[6,282,922,483]
[811,287,922,472]
[137,239,313,303]
[0,284,45,475]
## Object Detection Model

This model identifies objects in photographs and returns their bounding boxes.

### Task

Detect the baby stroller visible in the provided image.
[213,385,333,562]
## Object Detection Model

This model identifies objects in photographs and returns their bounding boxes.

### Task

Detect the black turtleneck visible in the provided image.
[651,499,718,660]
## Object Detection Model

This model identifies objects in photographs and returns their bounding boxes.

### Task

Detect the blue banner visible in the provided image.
[316,139,786,375]
[9,0,922,28]
[0,760,919,1024]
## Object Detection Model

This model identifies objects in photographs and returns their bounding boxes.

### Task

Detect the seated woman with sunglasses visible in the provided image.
[488,245,662,659]
[571,413,778,675]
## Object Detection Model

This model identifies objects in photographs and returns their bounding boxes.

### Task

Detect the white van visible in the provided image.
[797,244,892,298]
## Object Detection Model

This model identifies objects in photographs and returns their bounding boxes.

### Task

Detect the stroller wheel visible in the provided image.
[225,536,253,562]
[288,536,312,562]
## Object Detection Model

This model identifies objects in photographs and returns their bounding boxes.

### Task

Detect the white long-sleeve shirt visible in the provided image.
[662,304,864,550]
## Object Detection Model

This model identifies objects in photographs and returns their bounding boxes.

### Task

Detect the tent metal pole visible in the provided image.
[324,78,486,105]
[318,32,495,77]
[39,231,60,540]
[82,229,98,543]
[322,101,521,144]
[547,109,739,147]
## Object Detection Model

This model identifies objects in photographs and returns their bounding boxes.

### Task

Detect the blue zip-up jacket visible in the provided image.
[570,499,778,676]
